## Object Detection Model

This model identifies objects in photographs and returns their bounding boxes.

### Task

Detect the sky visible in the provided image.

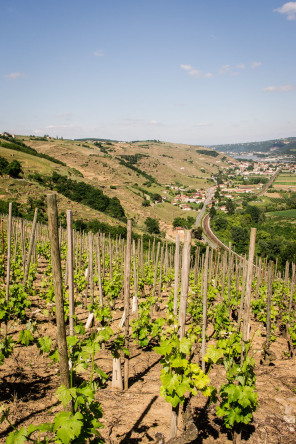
[1,0,296,145]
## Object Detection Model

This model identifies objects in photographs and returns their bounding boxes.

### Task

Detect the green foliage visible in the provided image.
[131,297,165,347]
[172,216,195,229]
[155,330,215,408]
[30,171,126,221]
[145,217,160,234]
[0,135,66,166]
[225,198,235,215]
[205,334,258,431]
[196,149,219,157]
[117,156,158,184]
[0,155,9,174]
[3,383,104,443]
[6,160,23,178]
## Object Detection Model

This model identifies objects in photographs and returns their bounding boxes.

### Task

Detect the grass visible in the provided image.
[274,174,296,186]
[267,209,296,218]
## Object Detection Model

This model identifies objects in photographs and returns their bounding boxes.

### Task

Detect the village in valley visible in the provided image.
[156,157,296,214]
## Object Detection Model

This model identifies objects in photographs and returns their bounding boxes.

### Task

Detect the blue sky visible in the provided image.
[1,0,296,145]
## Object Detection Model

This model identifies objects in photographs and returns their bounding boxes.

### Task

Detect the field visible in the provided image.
[274,173,296,191]
[1,209,296,444]
[267,209,296,219]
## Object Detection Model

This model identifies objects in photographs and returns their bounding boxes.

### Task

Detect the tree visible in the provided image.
[192,227,203,240]
[0,156,9,175]
[6,160,23,178]
[209,206,216,218]
[245,205,264,224]
[213,215,228,231]
[231,226,249,254]
[144,217,160,234]
[225,198,235,215]
[152,193,162,202]
[172,216,195,229]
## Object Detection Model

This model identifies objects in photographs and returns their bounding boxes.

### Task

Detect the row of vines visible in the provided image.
[0,196,296,443]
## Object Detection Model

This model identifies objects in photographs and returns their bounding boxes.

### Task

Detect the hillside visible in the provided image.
[0,134,233,237]
[212,137,296,157]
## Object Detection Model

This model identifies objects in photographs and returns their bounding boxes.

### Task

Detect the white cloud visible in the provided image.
[188,69,201,77]
[263,84,294,92]
[93,50,104,57]
[180,64,192,71]
[4,72,24,79]
[219,64,231,74]
[180,64,208,78]
[204,72,213,78]
[274,2,296,20]
[252,61,262,69]
[236,64,246,70]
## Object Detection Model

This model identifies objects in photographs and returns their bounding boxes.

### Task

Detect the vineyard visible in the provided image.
[1,196,296,444]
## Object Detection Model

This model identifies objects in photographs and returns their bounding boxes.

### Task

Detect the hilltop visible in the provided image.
[0,134,233,238]
[212,137,296,159]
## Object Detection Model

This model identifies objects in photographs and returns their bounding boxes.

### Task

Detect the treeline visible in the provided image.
[29,171,126,221]
[211,205,296,267]
[0,155,23,178]
[116,157,158,184]
[0,134,66,166]
[196,149,219,157]
[213,137,296,154]
[119,153,149,165]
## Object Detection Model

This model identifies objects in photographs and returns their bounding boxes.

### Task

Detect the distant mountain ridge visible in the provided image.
[211,137,296,156]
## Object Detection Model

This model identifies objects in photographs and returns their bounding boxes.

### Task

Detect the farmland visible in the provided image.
[1,202,296,444]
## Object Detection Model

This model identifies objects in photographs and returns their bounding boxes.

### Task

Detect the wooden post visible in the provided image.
[89,232,94,305]
[201,246,209,372]
[97,237,104,306]
[171,230,191,439]
[47,194,71,390]
[158,244,164,298]
[5,203,12,304]
[67,210,75,337]
[242,228,256,359]
[109,234,113,281]
[124,220,132,391]
[174,235,180,316]
[266,261,273,346]
[179,230,191,340]
[287,263,295,335]
[132,240,138,314]
[23,208,38,285]
[152,242,160,297]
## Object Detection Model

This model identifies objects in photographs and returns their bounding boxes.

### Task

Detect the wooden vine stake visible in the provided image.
[23,208,38,286]
[173,235,180,316]
[201,246,209,372]
[5,203,12,337]
[47,194,71,394]
[67,210,75,337]
[233,228,255,443]
[241,228,256,359]
[265,262,273,352]
[124,220,132,391]
[170,229,191,439]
